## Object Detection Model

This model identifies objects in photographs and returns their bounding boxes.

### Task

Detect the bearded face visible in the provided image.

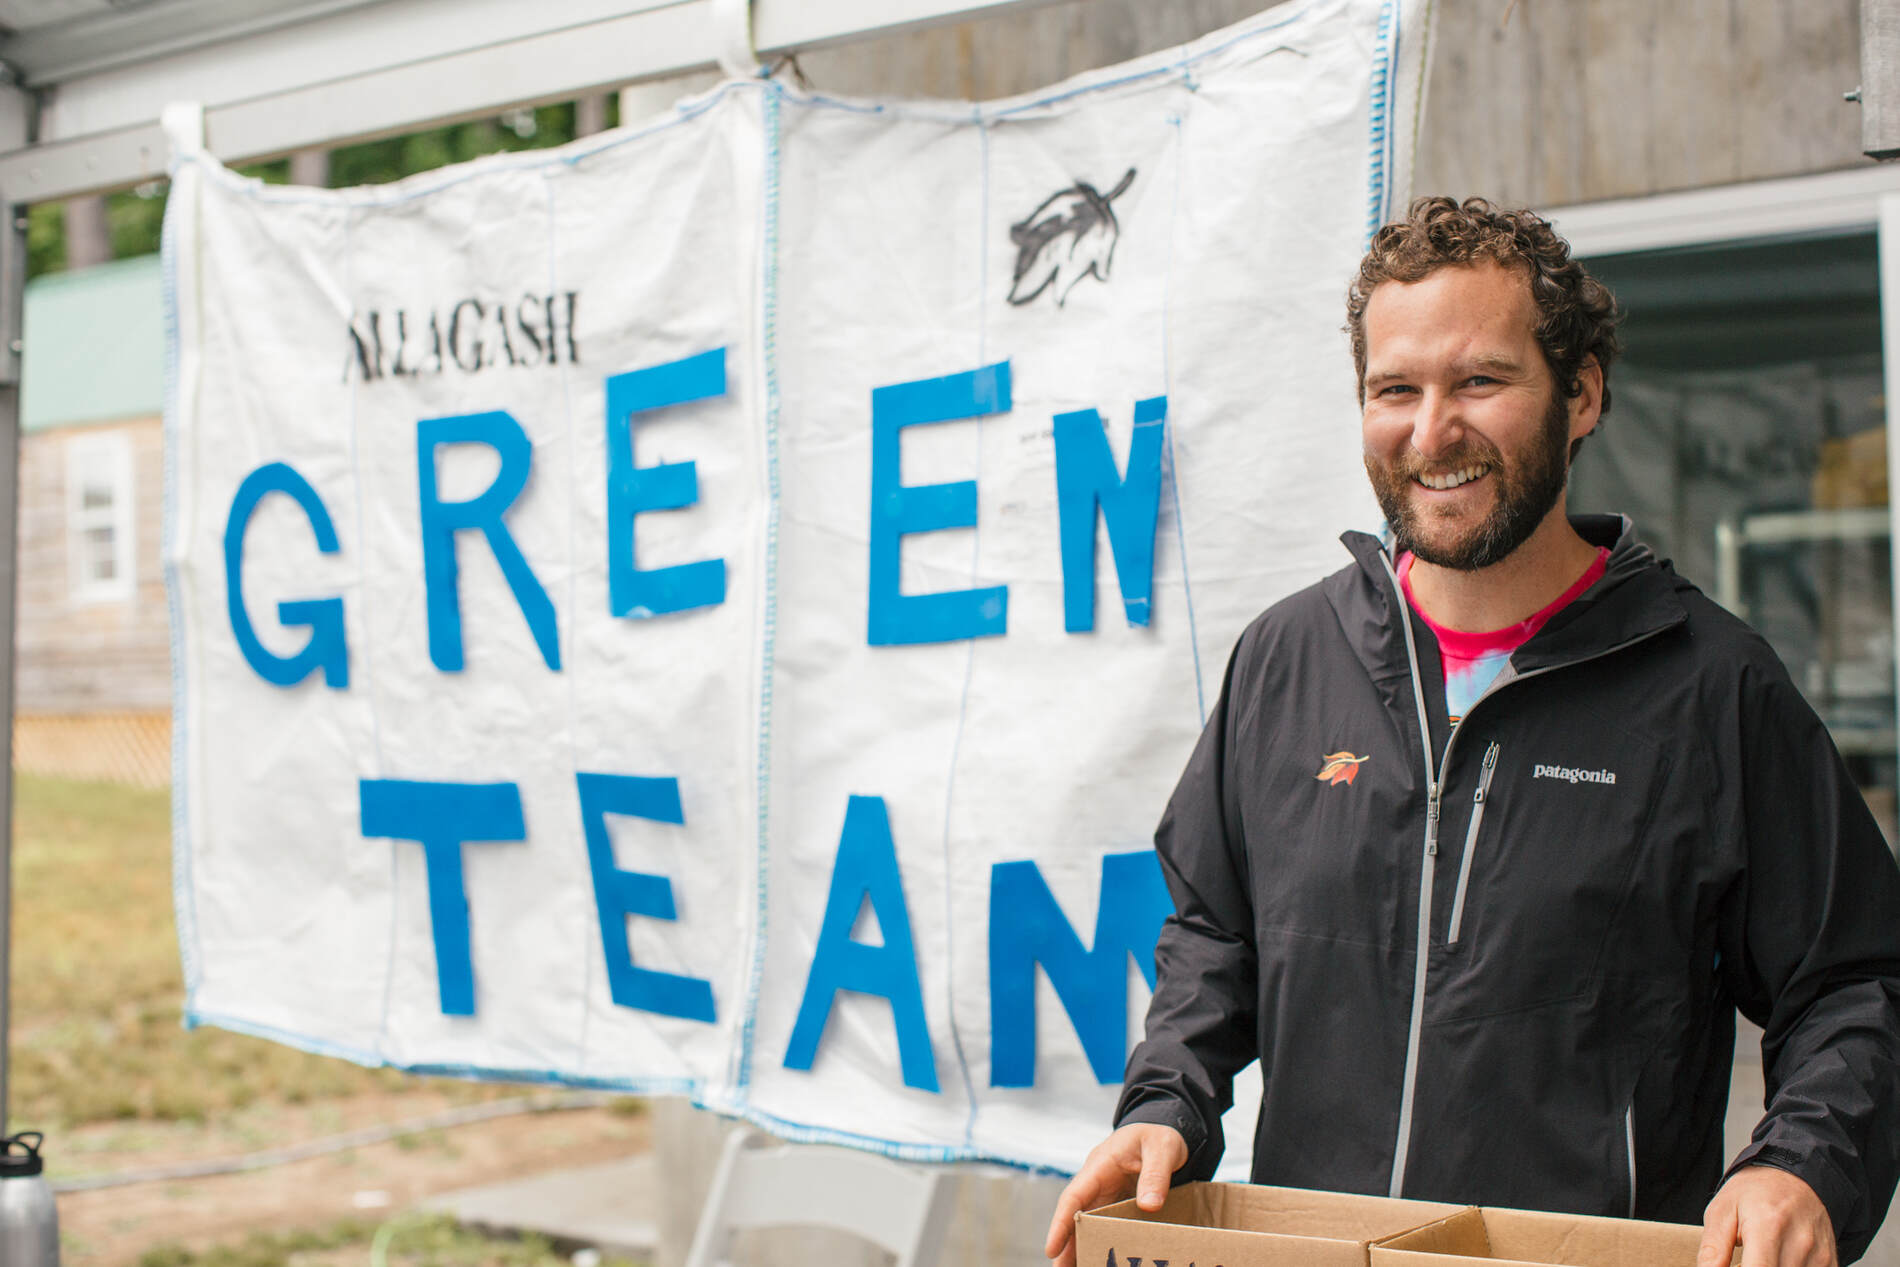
[1365,383,1572,571]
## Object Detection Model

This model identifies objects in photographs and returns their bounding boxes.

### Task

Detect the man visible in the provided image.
[1044,197,1900,1267]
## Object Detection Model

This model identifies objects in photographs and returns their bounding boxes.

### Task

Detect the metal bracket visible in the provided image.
[160,99,206,160]
[712,0,762,79]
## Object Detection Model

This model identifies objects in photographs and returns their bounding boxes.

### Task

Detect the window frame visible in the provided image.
[1544,164,1900,759]
[66,428,136,604]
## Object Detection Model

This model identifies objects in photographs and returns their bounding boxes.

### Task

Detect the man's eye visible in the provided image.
[1378,384,1415,397]
[1465,375,1497,387]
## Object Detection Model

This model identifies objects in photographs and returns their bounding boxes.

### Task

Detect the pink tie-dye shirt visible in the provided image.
[1397,548,1609,725]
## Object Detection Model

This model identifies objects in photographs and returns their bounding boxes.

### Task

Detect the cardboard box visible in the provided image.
[1075,1183,1467,1267]
[1372,1206,1706,1267]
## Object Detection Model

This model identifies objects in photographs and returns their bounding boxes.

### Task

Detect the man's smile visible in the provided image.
[1413,463,1492,492]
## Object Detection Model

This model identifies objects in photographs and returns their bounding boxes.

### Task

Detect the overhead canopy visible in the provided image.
[0,0,1075,205]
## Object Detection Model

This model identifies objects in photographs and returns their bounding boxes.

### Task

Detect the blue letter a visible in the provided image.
[783,796,939,1092]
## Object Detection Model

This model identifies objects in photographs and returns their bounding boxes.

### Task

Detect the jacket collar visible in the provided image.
[1335,513,1688,677]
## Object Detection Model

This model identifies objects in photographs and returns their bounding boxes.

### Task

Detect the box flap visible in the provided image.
[1077,1183,1466,1267]
[1371,1205,1704,1267]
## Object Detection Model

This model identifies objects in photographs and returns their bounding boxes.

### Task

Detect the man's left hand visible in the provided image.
[1699,1165,1837,1267]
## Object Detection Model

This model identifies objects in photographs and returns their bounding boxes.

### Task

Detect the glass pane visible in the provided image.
[1570,233,1896,843]
[80,483,114,511]
[83,525,116,583]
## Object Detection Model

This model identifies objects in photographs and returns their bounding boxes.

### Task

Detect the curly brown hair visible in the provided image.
[1346,196,1621,436]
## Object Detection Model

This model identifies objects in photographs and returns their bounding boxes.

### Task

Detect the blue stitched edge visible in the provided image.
[160,160,202,1011]
[1366,0,1399,242]
[183,1008,698,1096]
[734,82,784,1098]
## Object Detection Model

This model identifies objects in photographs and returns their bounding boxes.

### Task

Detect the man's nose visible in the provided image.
[1410,389,1463,460]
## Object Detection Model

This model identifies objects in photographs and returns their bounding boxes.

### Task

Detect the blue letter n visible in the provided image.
[1053,396,1165,633]
[989,849,1172,1086]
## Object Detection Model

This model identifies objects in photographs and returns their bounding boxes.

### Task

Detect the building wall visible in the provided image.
[785,0,1866,209]
[1415,0,1864,206]
[15,415,170,786]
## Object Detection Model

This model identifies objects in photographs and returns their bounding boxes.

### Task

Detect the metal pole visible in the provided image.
[0,195,25,1141]
[0,76,35,1144]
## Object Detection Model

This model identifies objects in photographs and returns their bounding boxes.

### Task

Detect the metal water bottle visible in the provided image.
[0,1131,58,1266]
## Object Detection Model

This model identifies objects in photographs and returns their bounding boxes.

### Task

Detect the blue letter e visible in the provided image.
[223,462,349,689]
[867,361,1011,646]
[604,347,729,619]
[575,772,716,1023]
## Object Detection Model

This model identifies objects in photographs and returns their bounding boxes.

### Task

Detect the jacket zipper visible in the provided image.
[1446,741,1501,946]
[1377,549,1673,1199]
[1380,551,1439,1200]
[1625,1103,1638,1218]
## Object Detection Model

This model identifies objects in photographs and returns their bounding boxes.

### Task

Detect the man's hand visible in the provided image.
[1044,1124,1189,1267]
[1699,1165,1837,1267]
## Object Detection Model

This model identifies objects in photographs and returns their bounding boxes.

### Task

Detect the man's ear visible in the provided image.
[1569,357,1604,442]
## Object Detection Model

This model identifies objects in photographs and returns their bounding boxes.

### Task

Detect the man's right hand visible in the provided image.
[1043,1123,1189,1267]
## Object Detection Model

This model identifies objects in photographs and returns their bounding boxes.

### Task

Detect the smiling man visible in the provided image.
[1045,198,1900,1267]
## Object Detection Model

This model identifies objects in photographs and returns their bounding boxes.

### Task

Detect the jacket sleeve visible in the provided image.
[1717,661,1900,1262]
[1114,639,1261,1182]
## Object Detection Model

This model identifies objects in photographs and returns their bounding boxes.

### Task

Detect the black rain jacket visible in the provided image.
[1116,515,1900,1261]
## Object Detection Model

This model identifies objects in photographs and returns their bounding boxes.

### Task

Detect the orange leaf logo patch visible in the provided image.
[1315,751,1370,786]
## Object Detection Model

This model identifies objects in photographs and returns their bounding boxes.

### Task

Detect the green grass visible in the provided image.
[135,1213,647,1267]
[8,774,489,1130]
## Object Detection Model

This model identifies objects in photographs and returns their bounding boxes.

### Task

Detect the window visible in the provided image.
[1570,232,1896,843]
[67,431,135,603]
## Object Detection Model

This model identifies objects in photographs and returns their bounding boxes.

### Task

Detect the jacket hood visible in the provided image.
[1331,513,1688,682]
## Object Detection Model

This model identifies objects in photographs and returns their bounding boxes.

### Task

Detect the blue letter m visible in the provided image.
[989,850,1172,1086]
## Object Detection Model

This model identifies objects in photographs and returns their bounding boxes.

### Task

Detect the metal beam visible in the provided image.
[0,0,1079,204]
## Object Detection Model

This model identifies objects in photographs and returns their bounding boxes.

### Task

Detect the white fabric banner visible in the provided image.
[165,0,1428,1172]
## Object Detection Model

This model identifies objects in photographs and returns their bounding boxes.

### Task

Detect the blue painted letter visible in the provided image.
[605,347,728,619]
[988,849,1173,1086]
[359,779,526,1017]
[784,795,939,1092]
[867,361,1012,645]
[575,772,717,1023]
[1054,396,1166,633]
[223,462,349,689]
[417,411,560,672]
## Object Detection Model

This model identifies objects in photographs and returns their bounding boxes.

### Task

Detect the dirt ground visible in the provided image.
[51,1089,651,1267]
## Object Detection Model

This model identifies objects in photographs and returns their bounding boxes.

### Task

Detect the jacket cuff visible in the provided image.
[1115,1095,1209,1174]
[1724,1143,1861,1256]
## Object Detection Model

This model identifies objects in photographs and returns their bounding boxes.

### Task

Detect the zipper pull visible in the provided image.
[1475,742,1499,803]
[1426,783,1441,854]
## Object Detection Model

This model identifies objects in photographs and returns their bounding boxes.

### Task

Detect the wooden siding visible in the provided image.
[1416,0,1865,207]
[16,416,170,716]
[792,0,1865,208]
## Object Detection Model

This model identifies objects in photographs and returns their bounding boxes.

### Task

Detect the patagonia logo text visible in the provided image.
[1534,763,1616,786]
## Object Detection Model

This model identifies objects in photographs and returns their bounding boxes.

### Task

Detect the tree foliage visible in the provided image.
[29,99,616,277]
